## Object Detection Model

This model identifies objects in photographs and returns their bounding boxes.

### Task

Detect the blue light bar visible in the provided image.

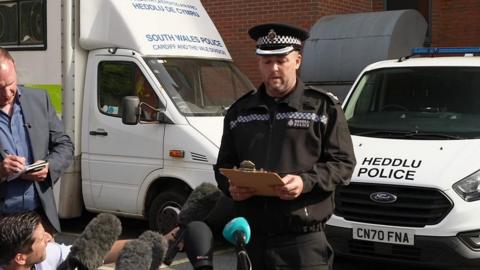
[412,47,480,55]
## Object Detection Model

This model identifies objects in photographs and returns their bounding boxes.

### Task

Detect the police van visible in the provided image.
[5,0,253,232]
[326,47,480,269]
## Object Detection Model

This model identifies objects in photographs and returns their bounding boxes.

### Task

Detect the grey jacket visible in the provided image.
[1,87,74,232]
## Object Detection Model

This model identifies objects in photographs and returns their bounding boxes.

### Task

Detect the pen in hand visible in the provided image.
[0,150,26,175]
[0,149,9,181]
[0,149,8,159]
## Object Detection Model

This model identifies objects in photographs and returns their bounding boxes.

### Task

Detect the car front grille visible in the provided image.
[334,183,453,227]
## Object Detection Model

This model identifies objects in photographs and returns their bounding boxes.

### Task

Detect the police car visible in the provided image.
[326,47,480,269]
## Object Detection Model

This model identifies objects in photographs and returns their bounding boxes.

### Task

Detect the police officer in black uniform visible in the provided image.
[214,23,356,270]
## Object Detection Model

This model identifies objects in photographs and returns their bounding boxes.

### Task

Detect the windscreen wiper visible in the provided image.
[355,130,462,140]
[355,130,411,138]
[403,132,462,140]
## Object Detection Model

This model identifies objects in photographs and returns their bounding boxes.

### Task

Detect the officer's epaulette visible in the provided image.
[229,89,256,108]
[305,85,340,104]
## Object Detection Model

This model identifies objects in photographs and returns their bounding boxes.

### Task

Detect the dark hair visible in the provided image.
[0,212,42,265]
[0,47,14,64]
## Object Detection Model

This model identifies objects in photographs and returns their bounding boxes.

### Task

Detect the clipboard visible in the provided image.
[219,168,284,196]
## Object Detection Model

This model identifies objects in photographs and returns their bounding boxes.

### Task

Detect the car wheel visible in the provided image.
[148,190,188,233]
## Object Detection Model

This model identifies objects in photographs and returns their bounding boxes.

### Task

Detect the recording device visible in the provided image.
[223,217,252,270]
[57,213,122,270]
[116,240,152,270]
[163,182,223,265]
[183,221,214,270]
[138,230,168,270]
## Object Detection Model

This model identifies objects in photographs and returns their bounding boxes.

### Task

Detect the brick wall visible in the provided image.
[202,0,371,85]
[202,0,480,86]
[431,0,480,47]
[373,0,480,47]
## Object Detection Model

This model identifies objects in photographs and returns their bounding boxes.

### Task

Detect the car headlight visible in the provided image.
[453,170,480,202]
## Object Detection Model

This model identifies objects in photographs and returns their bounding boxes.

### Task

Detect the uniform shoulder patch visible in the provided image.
[305,85,340,104]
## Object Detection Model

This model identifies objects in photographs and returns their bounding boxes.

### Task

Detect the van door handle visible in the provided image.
[89,129,108,136]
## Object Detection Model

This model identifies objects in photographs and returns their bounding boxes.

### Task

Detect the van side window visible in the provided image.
[135,68,160,121]
[98,61,160,121]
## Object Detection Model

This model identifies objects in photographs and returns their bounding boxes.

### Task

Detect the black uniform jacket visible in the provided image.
[214,80,356,234]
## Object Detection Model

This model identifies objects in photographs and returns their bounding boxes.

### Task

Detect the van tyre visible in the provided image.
[148,190,188,233]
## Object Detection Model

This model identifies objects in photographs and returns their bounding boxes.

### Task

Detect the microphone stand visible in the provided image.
[234,231,251,270]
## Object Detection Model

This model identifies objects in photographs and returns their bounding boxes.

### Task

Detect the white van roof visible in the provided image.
[79,0,232,60]
[363,56,480,72]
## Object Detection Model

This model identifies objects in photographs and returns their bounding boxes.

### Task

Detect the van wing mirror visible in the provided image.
[121,96,140,125]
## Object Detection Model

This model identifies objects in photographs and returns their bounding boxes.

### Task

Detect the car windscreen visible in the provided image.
[344,67,480,139]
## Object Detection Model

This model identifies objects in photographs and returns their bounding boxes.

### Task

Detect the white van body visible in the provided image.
[9,0,252,231]
[327,50,480,268]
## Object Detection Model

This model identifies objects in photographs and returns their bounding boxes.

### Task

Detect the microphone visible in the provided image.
[177,182,223,226]
[57,213,122,270]
[183,221,214,270]
[138,230,168,270]
[116,231,167,270]
[115,240,152,270]
[163,182,223,265]
[223,217,251,248]
[223,217,252,270]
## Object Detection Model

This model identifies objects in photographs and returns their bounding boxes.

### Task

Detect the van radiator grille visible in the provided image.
[334,183,453,227]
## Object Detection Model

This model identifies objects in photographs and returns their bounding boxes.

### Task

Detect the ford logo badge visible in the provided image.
[370,192,397,203]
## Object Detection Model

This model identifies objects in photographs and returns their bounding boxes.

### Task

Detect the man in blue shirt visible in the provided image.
[0,47,73,233]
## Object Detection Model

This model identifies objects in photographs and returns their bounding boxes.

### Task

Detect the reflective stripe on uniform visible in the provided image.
[230,112,328,129]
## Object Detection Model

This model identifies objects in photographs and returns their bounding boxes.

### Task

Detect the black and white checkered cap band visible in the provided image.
[257,35,302,46]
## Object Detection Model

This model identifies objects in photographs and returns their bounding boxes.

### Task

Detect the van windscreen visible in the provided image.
[344,67,480,139]
[145,58,254,116]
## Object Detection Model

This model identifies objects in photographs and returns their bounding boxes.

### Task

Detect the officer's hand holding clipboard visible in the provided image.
[219,161,284,197]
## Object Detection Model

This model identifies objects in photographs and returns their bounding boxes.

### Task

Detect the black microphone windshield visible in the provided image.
[178,182,223,226]
[184,221,214,270]
[138,230,168,270]
[116,240,152,270]
[164,183,222,266]
[57,213,122,270]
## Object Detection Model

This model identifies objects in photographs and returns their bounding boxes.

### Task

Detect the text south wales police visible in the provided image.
[357,157,422,181]
[146,34,223,47]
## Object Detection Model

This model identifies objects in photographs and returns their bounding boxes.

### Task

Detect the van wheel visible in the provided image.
[148,190,188,233]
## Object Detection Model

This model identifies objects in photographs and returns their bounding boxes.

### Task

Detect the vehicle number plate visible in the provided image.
[352,224,414,245]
